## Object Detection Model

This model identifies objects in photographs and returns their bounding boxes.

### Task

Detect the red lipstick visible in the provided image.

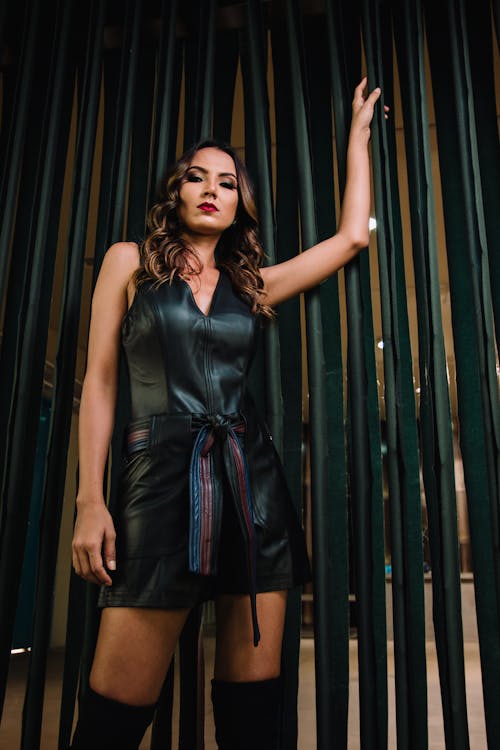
[198,202,218,212]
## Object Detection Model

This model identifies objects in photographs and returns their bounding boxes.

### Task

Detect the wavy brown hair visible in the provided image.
[134,139,274,318]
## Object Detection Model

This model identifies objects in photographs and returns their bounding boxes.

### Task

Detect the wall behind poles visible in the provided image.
[0,1,499,748]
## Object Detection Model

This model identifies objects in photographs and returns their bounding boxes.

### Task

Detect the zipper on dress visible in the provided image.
[203,318,215,413]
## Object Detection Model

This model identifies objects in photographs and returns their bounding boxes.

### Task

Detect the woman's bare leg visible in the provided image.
[214,591,287,680]
[212,591,287,748]
[90,607,191,705]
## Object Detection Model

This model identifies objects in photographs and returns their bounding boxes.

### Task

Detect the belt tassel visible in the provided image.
[189,417,260,647]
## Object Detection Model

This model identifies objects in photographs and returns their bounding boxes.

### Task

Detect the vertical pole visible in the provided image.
[361,1,429,747]
[425,0,500,745]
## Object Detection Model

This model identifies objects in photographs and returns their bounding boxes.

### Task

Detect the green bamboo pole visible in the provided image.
[198,0,216,141]
[150,665,175,750]
[0,0,41,307]
[179,3,218,744]
[48,8,106,750]
[101,0,144,513]
[463,0,500,353]
[182,0,217,147]
[0,63,16,182]
[73,0,144,708]
[283,2,344,746]
[0,0,74,720]
[92,0,143,277]
[493,0,500,45]
[345,266,387,750]
[0,2,17,168]
[425,0,500,745]
[110,1,143,243]
[150,0,179,197]
[393,1,470,747]
[0,1,7,59]
[237,23,267,408]
[179,607,205,749]
[147,5,182,745]
[344,263,387,750]
[243,0,282,457]
[324,2,388,747]
[361,2,429,747]
[270,14,304,747]
[127,44,156,241]
[213,27,239,144]
[242,4,304,747]
[59,573,87,750]
[18,3,83,746]
[69,44,119,722]
[304,12,349,745]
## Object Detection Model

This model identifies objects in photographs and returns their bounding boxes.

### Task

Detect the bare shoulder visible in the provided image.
[103,241,141,274]
[91,242,140,312]
[95,242,140,291]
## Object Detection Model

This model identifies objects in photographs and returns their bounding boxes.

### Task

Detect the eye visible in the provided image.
[221,181,237,190]
[186,173,202,183]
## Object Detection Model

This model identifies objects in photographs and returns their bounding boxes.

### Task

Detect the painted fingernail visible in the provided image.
[108,560,116,571]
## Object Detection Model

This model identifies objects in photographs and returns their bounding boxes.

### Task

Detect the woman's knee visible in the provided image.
[90,606,190,704]
[214,591,287,681]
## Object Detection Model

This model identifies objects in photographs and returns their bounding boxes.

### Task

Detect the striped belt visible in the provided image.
[126,412,260,647]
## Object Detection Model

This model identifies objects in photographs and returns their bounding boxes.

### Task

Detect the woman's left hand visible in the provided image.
[350,77,390,137]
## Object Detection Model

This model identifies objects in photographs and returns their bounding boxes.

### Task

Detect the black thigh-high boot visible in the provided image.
[70,686,156,750]
[211,677,281,749]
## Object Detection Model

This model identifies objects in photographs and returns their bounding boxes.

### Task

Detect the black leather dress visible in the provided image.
[98,270,310,639]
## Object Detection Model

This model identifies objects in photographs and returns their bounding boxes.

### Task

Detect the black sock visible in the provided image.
[211,677,282,749]
[70,686,156,750]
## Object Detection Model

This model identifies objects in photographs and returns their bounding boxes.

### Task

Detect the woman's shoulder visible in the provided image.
[93,242,141,302]
[104,241,141,268]
[100,241,141,283]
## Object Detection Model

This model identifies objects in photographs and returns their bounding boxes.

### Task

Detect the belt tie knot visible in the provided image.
[204,414,230,444]
[189,412,260,646]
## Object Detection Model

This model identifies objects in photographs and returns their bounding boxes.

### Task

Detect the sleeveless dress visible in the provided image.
[98,270,310,642]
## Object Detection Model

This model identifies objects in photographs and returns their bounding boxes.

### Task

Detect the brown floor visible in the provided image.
[1,638,486,749]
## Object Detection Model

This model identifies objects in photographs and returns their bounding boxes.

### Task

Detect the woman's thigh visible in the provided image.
[214,591,287,681]
[90,606,191,705]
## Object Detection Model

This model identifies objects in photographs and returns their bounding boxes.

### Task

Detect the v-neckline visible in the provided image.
[180,269,222,318]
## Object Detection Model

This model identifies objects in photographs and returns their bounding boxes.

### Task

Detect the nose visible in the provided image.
[203,177,217,197]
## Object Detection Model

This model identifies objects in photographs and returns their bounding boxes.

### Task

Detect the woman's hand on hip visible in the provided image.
[72,498,117,586]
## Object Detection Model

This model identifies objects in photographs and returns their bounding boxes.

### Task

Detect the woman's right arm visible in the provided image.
[72,242,140,586]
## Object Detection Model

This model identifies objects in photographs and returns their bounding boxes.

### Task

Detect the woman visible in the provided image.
[71,79,385,749]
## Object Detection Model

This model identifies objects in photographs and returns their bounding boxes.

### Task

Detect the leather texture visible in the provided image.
[98,271,310,611]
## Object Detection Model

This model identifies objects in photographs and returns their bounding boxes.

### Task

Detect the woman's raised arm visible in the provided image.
[72,242,140,586]
[260,78,386,308]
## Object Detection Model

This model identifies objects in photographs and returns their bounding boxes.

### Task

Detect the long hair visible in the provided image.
[134,139,274,318]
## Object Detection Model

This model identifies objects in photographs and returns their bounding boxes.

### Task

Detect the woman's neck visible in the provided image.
[181,232,219,270]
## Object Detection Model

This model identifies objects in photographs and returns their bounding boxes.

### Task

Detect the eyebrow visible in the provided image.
[187,165,238,180]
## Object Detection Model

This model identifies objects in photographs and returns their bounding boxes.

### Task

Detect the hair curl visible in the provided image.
[134,139,274,319]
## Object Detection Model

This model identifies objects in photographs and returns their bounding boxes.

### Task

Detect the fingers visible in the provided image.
[103,527,117,574]
[353,77,390,120]
[353,75,368,100]
[72,539,114,586]
[367,86,382,106]
[353,81,380,108]
[352,76,369,112]
[72,504,117,586]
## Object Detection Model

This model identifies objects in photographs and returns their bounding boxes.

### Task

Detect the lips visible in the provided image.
[198,202,218,212]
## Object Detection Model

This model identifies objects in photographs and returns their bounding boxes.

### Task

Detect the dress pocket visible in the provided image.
[245,426,289,536]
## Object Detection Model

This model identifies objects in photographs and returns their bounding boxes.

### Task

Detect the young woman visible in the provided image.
[70,79,385,749]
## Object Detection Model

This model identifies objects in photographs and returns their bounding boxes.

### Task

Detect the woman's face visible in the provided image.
[177,147,239,238]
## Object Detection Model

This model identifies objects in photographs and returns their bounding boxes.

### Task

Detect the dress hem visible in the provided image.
[97,574,306,610]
